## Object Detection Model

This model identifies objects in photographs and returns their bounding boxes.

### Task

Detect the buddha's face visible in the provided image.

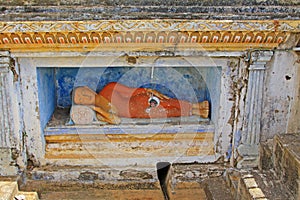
[149,99,158,107]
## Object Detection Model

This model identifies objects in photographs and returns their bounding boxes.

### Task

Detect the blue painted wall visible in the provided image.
[36,67,56,130]
[55,67,213,108]
[55,68,78,107]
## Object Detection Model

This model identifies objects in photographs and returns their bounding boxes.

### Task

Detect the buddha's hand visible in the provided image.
[145,89,169,100]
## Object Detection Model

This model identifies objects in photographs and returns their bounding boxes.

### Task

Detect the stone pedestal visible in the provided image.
[237,51,274,168]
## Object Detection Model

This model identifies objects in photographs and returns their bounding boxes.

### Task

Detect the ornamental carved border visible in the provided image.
[0,20,299,51]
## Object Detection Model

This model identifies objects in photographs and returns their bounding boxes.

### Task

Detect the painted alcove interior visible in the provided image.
[36,65,221,136]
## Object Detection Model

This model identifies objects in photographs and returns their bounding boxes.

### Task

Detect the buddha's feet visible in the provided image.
[192,101,209,118]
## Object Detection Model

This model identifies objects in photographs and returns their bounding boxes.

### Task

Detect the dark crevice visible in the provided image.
[156,162,171,200]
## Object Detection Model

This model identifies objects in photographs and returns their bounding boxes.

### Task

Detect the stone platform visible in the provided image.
[44,120,216,167]
[44,109,215,167]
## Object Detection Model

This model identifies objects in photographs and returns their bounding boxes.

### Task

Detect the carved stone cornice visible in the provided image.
[0,20,298,52]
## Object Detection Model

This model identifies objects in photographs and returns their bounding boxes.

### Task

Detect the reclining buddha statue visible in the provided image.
[71,82,209,124]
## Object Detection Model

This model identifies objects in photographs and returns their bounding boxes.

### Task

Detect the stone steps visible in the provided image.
[225,168,291,200]
[0,181,39,200]
[21,163,234,200]
[225,133,300,200]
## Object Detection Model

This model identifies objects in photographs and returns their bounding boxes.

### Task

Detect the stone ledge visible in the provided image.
[20,178,163,200]
[26,165,159,184]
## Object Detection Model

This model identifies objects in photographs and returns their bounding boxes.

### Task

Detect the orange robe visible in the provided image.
[99,82,192,118]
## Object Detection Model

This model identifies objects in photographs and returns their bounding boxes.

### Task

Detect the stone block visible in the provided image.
[243,177,258,189]
[248,188,265,199]
[0,181,18,200]
[0,148,19,176]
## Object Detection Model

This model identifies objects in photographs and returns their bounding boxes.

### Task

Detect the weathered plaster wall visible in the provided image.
[18,58,45,167]
[287,53,300,133]
[261,51,300,140]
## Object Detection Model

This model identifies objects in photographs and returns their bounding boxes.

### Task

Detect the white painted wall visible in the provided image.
[261,51,300,140]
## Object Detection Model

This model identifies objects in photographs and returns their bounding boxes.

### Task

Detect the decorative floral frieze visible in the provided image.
[0,20,299,32]
[0,20,298,51]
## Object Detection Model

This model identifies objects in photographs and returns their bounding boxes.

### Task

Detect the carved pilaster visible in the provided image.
[237,51,274,168]
[0,51,13,148]
[0,51,23,175]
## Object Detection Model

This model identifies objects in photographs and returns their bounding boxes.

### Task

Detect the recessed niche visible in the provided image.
[36,66,221,135]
